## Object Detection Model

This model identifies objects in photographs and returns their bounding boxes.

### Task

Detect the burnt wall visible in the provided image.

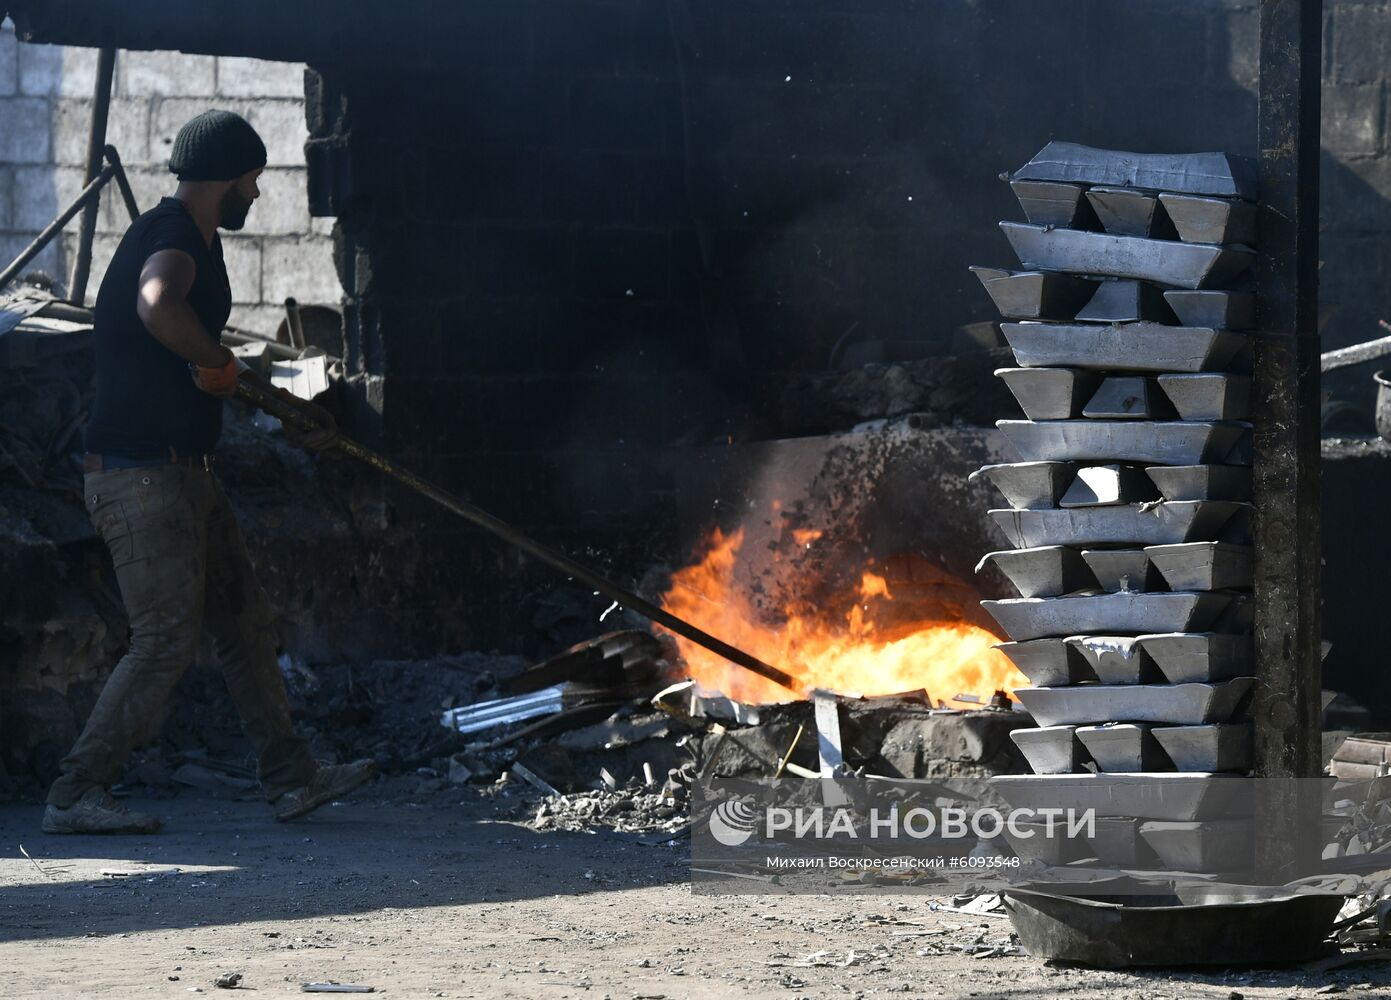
[9,0,1391,665]
[301,0,1287,651]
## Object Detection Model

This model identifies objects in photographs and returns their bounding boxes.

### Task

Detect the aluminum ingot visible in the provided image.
[970,267,1097,321]
[1078,550,1164,593]
[1162,290,1255,330]
[1138,633,1253,684]
[1085,186,1170,239]
[976,545,1096,598]
[1139,818,1255,873]
[1144,465,1252,502]
[982,592,1235,643]
[990,771,1253,822]
[1010,141,1257,199]
[1075,279,1177,324]
[971,461,1077,510]
[1014,678,1255,727]
[1151,723,1253,772]
[1144,542,1254,591]
[996,367,1102,420]
[1076,723,1171,773]
[1157,193,1257,246]
[998,420,1249,466]
[1083,377,1176,420]
[993,639,1099,687]
[1009,179,1096,228]
[1011,725,1087,774]
[1060,465,1160,507]
[1065,634,1164,684]
[1156,374,1251,421]
[1001,321,1249,373]
[988,501,1250,548]
[1001,223,1255,290]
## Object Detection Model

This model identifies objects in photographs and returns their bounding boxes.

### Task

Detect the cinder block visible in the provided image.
[0,98,50,162]
[1322,83,1382,156]
[111,167,175,227]
[53,97,151,165]
[262,235,340,304]
[119,51,215,98]
[227,303,287,339]
[245,100,308,167]
[12,165,79,230]
[220,235,263,303]
[60,231,121,305]
[239,168,310,236]
[0,22,18,97]
[0,231,61,278]
[28,163,134,234]
[152,98,251,161]
[19,43,98,97]
[1331,3,1391,84]
[0,167,11,229]
[1322,157,1391,232]
[216,57,305,99]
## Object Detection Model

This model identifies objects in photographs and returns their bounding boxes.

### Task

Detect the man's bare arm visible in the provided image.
[135,249,233,368]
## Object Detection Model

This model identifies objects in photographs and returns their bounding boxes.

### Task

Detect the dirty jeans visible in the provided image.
[46,463,317,808]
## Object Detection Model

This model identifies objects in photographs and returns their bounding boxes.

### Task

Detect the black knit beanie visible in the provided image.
[168,110,267,181]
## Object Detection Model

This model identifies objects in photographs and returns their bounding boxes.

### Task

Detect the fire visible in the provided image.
[660,527,1026,704]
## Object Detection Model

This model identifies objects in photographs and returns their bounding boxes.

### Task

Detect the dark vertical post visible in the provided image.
[66,47,116,305]
[1253,0,1322,882]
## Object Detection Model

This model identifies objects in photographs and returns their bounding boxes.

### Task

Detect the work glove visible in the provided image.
[193,356,240,398]
[278,388,339,451]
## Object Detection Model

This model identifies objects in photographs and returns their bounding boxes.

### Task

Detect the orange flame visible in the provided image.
[660,527,1026,704]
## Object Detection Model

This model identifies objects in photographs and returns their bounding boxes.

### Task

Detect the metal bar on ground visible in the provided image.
[232,379,799,692]
[1253,0,1323,883]
[0,164,116,294]
[66,47,116,306]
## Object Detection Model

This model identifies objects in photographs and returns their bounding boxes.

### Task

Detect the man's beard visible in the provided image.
[218,187,252,230]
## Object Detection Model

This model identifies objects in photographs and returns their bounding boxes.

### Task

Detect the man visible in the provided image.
[43,110,373,835]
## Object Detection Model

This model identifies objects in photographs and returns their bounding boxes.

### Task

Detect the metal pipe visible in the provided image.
[1320,334,1391,372]
[233,379,799,693]
[103,145,141,222]
[0,164,116,295]
[284,296,305,350]
[67,47,116,306]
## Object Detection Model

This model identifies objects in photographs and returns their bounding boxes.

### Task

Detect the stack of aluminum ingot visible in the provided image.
[971,142,1258,874]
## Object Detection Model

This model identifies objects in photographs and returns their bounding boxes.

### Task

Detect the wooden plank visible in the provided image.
[1253,0,1323,882]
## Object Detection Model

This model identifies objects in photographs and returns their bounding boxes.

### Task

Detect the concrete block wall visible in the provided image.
[0,19,337,336]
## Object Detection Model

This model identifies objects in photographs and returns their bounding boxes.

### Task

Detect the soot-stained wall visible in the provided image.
[303,0,1287,650]
[9,0,1391,664]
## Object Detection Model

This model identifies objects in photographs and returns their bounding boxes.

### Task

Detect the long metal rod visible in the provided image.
[233,379,798,692]
[0,164,115,294]
[103,145,141,222]
[67,47,116,306]
[1253,0,1322,882]
[1320,333,1391,372]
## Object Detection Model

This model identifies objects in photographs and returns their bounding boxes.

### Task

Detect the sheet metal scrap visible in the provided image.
[441,630,670,735]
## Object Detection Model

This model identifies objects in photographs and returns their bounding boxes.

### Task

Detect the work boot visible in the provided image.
[42,787,162,835]
[273,759,376,822]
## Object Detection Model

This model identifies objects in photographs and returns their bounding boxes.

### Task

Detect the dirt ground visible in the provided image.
[2,792,1390,999]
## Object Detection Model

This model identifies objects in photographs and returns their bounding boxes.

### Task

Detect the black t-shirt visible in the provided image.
[84,197,232,459]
